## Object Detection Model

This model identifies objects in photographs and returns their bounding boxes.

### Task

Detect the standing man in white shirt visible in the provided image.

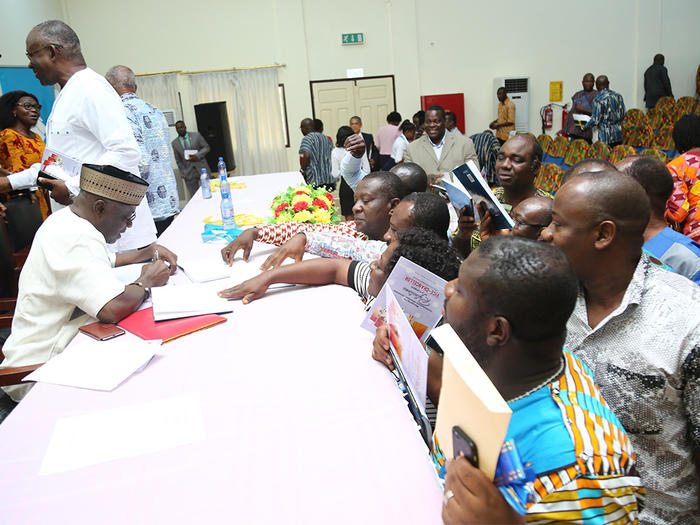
[0,20,157,252]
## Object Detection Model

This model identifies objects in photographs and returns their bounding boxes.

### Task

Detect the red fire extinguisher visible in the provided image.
[561,105,569,130]
[543,106,553,129]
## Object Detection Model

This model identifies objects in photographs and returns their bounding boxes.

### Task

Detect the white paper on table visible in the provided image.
[39,393,205,476]
[151,282,234,321]
[25,338,159,391]
[228,258,295,290]
[384,286,429,411]
[178,255,230,283]
[184,149,198,160]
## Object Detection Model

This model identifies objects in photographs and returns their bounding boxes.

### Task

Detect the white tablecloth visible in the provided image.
[0,171,443,524]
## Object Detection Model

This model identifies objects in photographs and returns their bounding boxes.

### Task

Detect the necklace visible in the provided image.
[506,357,565,403]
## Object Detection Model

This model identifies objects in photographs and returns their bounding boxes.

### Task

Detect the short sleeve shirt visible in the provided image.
[0,208,125,401]
[299,132,334,187]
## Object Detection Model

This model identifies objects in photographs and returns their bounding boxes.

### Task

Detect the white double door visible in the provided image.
[311,76,395,138]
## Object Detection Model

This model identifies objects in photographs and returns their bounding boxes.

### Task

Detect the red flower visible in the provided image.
[312,198,328,210]
[274,202,289,217]
[295,189,310,195]
[293,201,309,212]
[325,193,334,202]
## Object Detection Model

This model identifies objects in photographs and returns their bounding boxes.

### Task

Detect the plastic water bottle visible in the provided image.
[200,168,212,199]
[220,188,236,229]
[217,157,231,195]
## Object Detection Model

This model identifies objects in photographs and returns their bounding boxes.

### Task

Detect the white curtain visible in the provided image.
[230,68,286,175]
[188,69,286,176]
[136,73,180,117]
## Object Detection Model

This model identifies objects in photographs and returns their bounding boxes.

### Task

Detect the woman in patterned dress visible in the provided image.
[0,90,48,250]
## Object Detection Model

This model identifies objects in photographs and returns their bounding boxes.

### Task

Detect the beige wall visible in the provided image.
[2,0,699,170]
[0,0,65,65]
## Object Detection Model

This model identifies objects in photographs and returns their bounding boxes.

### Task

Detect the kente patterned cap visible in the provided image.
[80,163,148,206]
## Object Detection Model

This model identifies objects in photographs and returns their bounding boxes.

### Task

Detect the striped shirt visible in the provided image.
[513,351,644,523]
[469,131,501,185]
[584,88,626,145]
[431,350,644,523]
[299,132,334,187]
[347,260,375,309]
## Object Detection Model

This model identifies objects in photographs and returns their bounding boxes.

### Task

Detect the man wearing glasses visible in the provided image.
[0,20,157,252]
[0,164,173,418]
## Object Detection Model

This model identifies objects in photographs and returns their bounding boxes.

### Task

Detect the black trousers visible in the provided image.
[155,215,175,237]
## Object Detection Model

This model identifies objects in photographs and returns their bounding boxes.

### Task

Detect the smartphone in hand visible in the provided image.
[452,425,479,468]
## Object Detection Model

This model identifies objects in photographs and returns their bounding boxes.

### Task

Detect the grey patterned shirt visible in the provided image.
[565,254,700,525]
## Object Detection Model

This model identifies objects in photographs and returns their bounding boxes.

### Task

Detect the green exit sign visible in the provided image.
[342,33,364,45]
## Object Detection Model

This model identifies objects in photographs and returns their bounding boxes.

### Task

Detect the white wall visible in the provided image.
[0,0,64,66]
[3,0,699,170]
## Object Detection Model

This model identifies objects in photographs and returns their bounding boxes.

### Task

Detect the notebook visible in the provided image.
[118,307,227,343]
[430,324,512,480]
[150,283,234,321]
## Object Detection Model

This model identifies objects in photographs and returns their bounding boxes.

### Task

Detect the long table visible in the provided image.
[0,172,443,524]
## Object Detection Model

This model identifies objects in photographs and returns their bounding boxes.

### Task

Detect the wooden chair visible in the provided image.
[0,298,42,386]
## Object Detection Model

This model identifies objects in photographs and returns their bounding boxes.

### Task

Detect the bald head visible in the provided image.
[105,65,136,95]
[564,170,650,239]
[510,196,553,240]
[561,158,616,185]
[614,156,641,174]
[595,75,609,91]
[390,162,428,193]
[300,118,314,135]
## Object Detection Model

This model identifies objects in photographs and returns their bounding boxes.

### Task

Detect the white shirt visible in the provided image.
[339,153,368,191]
[431,133,446,161]
[333,146,370,182]
[0,208,126,401]
[7,68,156,252]
[448,127,463,136]
[391,134,409,162]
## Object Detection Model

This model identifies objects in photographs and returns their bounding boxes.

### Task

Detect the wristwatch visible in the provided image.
[129,281,151,299]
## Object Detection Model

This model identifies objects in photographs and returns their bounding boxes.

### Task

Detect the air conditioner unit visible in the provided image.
[493,77,530,134]
[162,109,178,126]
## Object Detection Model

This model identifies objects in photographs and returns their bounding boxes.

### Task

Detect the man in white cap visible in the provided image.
[0,164,174,412]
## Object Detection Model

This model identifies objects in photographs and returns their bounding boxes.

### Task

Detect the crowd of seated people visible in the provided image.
[0,19,698,523]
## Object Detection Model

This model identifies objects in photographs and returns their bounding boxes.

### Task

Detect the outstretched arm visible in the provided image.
[218,258,351,303]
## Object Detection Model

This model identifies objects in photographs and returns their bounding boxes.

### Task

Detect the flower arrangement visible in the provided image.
[269,185,340,224]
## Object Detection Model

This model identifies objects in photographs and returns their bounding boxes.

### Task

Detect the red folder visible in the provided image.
[118,307,227,343]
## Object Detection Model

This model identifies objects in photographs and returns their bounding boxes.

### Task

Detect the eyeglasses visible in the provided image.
[126,212,137,223]
[26,43,63,60]
[512,218,549,229]
[16,103,41,112]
